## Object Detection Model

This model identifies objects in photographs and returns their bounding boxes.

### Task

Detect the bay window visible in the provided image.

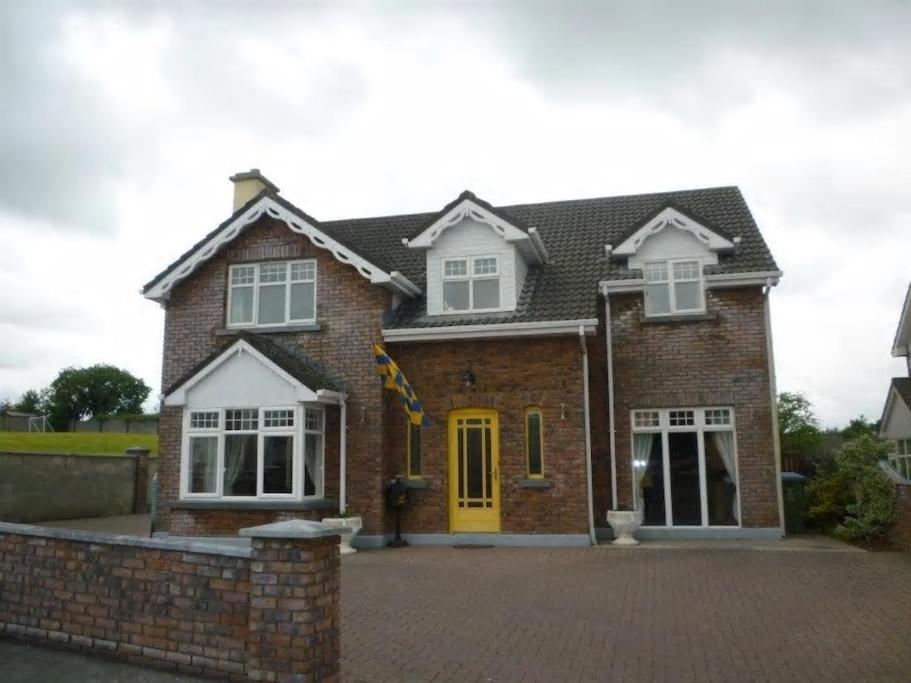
[227,260,316,327]
[643,259,704,316]
[442,256,501,312]
[183,406,325,499]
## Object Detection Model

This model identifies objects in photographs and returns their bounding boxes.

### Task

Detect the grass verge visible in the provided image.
[0,431,159,456]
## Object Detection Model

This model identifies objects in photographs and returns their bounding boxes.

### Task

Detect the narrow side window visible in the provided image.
[407,420,422,479]
[525,407,544,478]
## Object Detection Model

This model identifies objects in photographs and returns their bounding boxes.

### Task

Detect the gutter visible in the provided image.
[579,325,597,545]
[762,280,786,536]
[383,318,598,343]
[604,292,618,511]
[339,394,348,515]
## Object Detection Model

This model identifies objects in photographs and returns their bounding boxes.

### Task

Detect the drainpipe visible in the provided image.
[579,325,597,545]
[339,394,348,515]
[763,281,785,536]
[604,290,618,511]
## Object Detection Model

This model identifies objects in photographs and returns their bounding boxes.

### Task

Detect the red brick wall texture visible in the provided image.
[157,215,782,537]
[0,528,340,682]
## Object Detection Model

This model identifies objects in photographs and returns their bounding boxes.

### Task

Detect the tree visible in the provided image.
[778,391,823,470]
[43,365,151,430]
[841,415,879,441]
[807,434,895,541]
[13,389,42,414]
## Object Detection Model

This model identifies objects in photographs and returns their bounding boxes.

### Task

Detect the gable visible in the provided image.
[163,335,343,407]
[881,385,911,439]
[892,282,911,357]
[613,206,734,259]
[143,193,419,303]
[627,222,718,271]
[405,192,547,265]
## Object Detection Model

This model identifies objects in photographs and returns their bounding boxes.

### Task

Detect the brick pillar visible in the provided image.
[239,520,344,682]
[125,447,150,515]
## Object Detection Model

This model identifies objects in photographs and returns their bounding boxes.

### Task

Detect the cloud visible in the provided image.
[0,1,908,427]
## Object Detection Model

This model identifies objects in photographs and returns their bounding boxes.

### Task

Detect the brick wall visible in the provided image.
[159,217,390,535]
[0,521,340,681]
[0,451,150,524]
[604,287,780,528]
[383,336,590,535]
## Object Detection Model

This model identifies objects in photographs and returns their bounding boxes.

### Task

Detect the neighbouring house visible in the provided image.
[880,283,911,479]
[142,169,784,545]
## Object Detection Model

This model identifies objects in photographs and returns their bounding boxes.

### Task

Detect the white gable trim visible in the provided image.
[892,283,911,358]
[144,196,420,302]
[405,198,546,265]
[163,339,319,406]
[880,386,898,436]
[612,207,735,257]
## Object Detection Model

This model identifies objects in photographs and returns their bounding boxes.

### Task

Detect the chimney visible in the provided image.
[229,168,280,211]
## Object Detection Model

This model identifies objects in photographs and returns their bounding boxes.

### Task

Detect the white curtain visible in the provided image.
[712,430,738,521]
[304,433,323,496]
[633,433,655,508]
[224,435,248,494]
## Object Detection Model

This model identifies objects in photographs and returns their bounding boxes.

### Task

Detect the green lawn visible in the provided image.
[0,431,159,456]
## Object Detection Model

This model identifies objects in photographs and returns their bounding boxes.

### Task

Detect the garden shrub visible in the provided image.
[806,434,895,541]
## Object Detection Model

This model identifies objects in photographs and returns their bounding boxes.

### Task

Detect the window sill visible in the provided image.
[519,479,552,489]
[402,479,430,490]
[640,312,717,324]
[166,498,337,511]
[216,323,321,336]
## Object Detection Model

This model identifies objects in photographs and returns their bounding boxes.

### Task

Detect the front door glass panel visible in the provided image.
[668,432,701,526]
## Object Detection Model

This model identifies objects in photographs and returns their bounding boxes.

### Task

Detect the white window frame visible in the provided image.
[226,259,317,328]
[441,255,503,313]
[630,407,740,528]
[180,405,326,501]
[643,258,705,317]
[890,438,911,479]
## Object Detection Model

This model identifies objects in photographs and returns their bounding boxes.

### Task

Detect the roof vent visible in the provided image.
[229,168,280,212]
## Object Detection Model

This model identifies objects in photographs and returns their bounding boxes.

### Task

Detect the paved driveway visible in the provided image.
[341,544,911,682]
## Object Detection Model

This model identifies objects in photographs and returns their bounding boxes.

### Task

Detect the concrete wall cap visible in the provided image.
[239,519,346,539]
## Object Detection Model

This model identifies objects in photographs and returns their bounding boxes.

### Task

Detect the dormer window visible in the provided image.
[644,259,704,316]
[442,256,501,312]
[227,260,317,327]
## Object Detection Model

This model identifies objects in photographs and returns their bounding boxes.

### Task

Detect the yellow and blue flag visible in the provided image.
[373,343,429,427]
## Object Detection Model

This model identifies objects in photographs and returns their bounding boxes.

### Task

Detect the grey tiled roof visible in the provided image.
[317,186,779,328]
[145,185,779,329]
[164,331,345,397]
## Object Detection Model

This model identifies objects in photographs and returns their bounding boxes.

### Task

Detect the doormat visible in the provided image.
[451,544,494,549]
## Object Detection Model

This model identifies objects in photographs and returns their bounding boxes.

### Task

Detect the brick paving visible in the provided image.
[341,545,911,682]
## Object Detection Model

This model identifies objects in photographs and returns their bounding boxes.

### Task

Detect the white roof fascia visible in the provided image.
[383,318,598,343]
[163,339,319,406]
[405,198,545,265]
[704,271,783,288]
[613,207,735,257]
[891,283,911,358]
[599,270,783,295]
[144,196,420,302]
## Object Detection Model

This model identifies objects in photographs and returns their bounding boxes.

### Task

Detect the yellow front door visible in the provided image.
[448,408,500,533]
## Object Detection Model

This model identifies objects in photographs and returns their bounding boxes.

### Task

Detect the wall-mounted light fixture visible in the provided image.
[461,365,476,389]
[560,402,566,420]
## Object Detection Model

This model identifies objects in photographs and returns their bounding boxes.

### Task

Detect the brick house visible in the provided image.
[879,283,911,479]
[143,170,785,545]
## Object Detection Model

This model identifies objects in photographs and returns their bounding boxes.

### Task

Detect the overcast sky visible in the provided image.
[1,1,909,427]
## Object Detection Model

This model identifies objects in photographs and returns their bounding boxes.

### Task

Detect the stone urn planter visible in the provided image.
[321,515,363,555]
[606,509,643,546]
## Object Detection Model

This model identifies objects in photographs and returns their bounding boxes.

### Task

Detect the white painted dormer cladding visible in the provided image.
[405,195,546,316]
[608,207,735,317]
[428,218,522,314]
